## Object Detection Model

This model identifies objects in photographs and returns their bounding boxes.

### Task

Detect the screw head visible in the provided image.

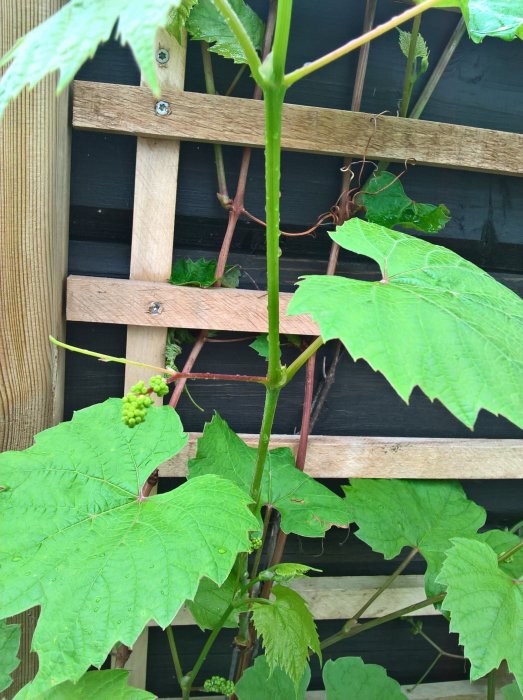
[148,301,164,315]
[155,100,170,117]
[156,48,170,64]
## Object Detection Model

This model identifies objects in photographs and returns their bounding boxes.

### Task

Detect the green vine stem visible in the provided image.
[284,336,324,385]
[166,626,185,689]
[320,594,445,651]
[399,15,422,118]
[284,0,442,87]
[201,43,229,205]
[487,668,497,700]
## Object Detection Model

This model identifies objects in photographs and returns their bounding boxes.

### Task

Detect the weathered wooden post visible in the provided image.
[0,2,70,694]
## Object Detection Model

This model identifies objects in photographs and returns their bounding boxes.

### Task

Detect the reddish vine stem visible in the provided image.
[169,0,277,411]
[165,371,267,385]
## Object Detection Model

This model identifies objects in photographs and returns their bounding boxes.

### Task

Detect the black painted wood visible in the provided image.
[65,0,523,692]
[146,617,467,697]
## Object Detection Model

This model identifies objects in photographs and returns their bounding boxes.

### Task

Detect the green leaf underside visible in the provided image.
[479,530,523,579]
[235,655,310,700]
[0,619,20,693]
[503,681,523,700]
[0,0,186,119]
[14,670,154,700]
[169,257,239,288]
[438,538,523,690]
[187,573,240,630]
[188,414,349,537]
[250,334,270,359]
[187,0,264,64]
[288,219,523,429]
[414,1,523,42]
[166,0,198,43]
[360,172,449,233]
[0,399,257,695]
[269,563,321,582]
[252,585,320,688]
[342,479,485,596]
[323,657,406,700]
[397,29,429,62]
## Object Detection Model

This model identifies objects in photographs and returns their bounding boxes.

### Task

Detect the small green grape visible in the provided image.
[249,535,263,552]
[149,374,169,397]
[203,676,235,696]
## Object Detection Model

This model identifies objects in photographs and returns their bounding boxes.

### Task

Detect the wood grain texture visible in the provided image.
[125,30,186,395]
[149,575,437,627]
[160,433,523,479]
[1,2,70,695]
[73,82,523,177]
[166,679,498,700]
[66,276,320,335]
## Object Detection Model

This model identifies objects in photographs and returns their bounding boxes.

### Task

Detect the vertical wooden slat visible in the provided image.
[124,30,187,395]
[121,29,187,689]
[0,2,70,696]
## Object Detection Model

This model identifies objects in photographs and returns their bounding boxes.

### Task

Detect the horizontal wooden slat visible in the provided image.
[66,275,318,335]
[161,433,523,480]
[166,680,499,699]
[148,575,436,627]
[73,81,523,177]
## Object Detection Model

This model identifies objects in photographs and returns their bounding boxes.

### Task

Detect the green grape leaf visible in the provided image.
[503,681,523,700]
[359,172,449,233]
[397,28,429,62]
[187,0,264,64]
[14,670,154,700]
[252,585,320,688]
[166,0,198,43]
[235,655,310,700]
[0,0,186,119]
[342,479,485,596]
[169,257,217,287]
[438,538,523,689]
[187,573,241,630]
[288,219,523,430]
[221,264,241,289]
[479,530,523,579]
[250,334,270,359]
[0,619,20,693]
[413,1,523,43]
[169,258,240,288]
[266,563,321,583]
[0,399,258,695]
[188,414,349,537]
[323,657,406,699]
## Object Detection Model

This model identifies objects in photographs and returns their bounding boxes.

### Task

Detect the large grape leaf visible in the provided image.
[414,1,523,43]
[235,655,310,700]
[187,573,241,630]
[0,619,20,693]
[287,219,523,430]
[438,538,523,690]
[359,172,450,233]
[186,0,264,64]
[15,671,154,700]
[0,0,188,119]
[342,480,485,596]
[0,399,258,696]
[323,657,406,699]
[252,585,320,687]
[188,413,349,536]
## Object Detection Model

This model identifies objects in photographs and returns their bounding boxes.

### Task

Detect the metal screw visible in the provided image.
[155,100,170,117]
[156,48,170,64]
[148,301,164,315]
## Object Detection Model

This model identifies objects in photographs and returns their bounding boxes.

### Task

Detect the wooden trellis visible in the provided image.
[69,30,522,699]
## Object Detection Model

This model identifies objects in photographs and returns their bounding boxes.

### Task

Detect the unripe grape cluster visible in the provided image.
[249,535,263,552]
[122,376,169,427]
[203,676,235,696]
